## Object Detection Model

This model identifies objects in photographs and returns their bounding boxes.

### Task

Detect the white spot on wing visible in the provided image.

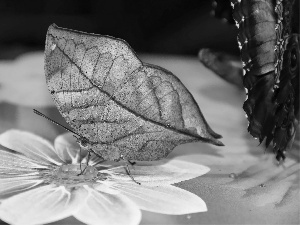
[51,44,56,51]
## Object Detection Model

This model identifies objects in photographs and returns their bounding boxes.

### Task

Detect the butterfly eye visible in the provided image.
[79,138,89,147]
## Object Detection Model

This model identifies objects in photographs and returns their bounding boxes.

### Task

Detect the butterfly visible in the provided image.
[44,24,223,163]
[200,0,299,161]
[232,0,299,161]
[206,0,299,161]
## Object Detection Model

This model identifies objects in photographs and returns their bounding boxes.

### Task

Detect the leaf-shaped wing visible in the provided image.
[45,24,223,161]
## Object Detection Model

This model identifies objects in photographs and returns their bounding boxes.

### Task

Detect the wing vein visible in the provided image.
[51,34,206,141]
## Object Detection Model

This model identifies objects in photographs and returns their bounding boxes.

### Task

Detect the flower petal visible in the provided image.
[54,132,104,165]
[0,147,48,173]
[105,157,210,186]
[0,185,80,225]
[113,183,207,214]
[54,132,83,164]
[73,185,141,225]
[0,177,43,199]
[94,183,121,195]
[0,130,63,165]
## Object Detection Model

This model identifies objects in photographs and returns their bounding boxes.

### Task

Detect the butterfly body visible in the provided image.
[45,24,223,161]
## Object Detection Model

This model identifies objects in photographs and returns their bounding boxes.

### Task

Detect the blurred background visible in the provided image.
[0,0,239,59]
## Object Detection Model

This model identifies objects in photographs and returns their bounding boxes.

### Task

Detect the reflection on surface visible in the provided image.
[0,53,299,224]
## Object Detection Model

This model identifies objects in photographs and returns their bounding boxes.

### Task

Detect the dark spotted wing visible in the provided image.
[231,0,299,160]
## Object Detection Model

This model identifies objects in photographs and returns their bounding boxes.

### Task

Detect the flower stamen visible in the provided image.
[40,164,109,188]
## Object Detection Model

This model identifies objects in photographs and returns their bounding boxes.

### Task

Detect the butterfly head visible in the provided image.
[74,135,90,149]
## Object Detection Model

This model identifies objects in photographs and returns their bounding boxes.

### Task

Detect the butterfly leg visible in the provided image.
[125,163,141,185]
[127,159,136,166]
[79,150,91,175]
[79,147,84,173]
[120,155,140,185]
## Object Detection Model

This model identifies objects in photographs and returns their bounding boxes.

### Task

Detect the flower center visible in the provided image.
[42,164,109,188]
[57,164,98,180]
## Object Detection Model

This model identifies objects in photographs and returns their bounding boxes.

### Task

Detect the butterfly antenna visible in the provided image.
[33,109,81,137]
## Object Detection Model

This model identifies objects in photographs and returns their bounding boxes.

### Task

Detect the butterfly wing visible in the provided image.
[272,0,299,159]
[231,0,299,160]
[45,24,223,161]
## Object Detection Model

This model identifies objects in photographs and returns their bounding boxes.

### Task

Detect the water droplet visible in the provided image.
[229,173,237,179]
[51,44,56,51]
[259,184,266,187]
[186,215,191,219]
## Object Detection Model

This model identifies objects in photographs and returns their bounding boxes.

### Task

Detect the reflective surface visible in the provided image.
[0,53,299,224]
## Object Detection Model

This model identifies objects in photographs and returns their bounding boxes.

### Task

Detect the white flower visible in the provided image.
[0,130,209,225]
